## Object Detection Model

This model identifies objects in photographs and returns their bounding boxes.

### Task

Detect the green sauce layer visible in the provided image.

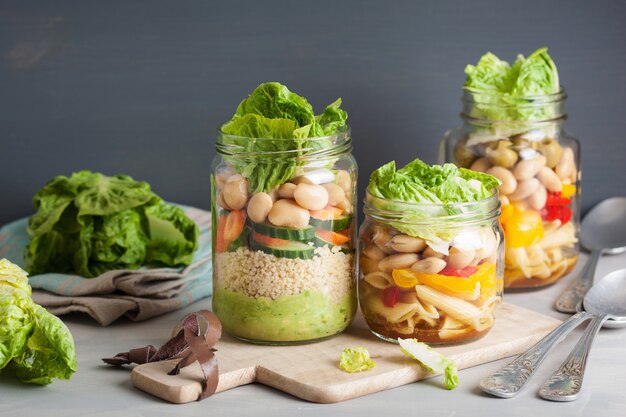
[212,288,357,343]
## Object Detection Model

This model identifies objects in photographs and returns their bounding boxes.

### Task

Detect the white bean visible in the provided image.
[423,246,445,259]
[222,175,248,210]
[390,235,427,253]
[446,247,475,270]
[362,244,386,261]
[527,184,547,211]
[294,183,329,211]
[215,174,228,190]
[486,166,517,195]
[216,191,230,210]
[267,199,310,229]
[322,183,346,206]
[556,147,575,181]
[247,192,273,223]
[378,253,420,272]
[513,155,547,180]
[410,257,447,274]
[470,157,492,173]
[277,182,297,199]
[536,166,563,193]
[508,178,540,201]
[337,170,352,194]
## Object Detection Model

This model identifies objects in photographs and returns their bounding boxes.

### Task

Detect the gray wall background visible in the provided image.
[1,0,625,225]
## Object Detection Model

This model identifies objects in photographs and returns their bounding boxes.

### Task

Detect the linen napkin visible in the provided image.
[0,205,213,326]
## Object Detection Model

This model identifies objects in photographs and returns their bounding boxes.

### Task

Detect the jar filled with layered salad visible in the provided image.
[211,83,357,344]
[358,158,504,345]
[441,48,580,289]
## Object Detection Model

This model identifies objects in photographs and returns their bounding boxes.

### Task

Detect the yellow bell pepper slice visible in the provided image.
[392,263,497,300]
[561,184,576,199]
[500,203,514,225]
[391,269,419,289]
[502,205,544,248]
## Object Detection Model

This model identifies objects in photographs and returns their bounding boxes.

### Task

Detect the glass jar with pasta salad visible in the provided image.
[211,82,357,344]
[440,48,580,288]
[358,158,504,345]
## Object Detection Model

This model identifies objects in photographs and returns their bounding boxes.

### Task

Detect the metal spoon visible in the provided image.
[555,197,626,313]
[480,268,626,399]
[540,268,626,401]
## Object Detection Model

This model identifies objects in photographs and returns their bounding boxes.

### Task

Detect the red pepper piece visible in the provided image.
[546,192,571,207]
[544,205,572,224]
[439,265,478,278]
[382,286,400,307]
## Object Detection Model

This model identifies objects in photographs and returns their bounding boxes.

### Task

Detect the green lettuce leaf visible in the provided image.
[0,259,76,385]
[75,209,149,277]
[220,82,348,193]
[12,303,77,384]
[339,347,376,373]
[145,201,199,265]
[25,171,198,277]
[398,338,458,390]
[464,47,560,122]
[368,158,499,204]
[316,98,348,136]
[367,158,500,241]
[234,82,317,128]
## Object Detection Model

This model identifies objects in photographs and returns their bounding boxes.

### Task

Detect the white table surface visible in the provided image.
[2,251,625,417]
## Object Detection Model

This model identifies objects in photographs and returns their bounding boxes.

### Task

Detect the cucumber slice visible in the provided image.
[309,214,353,232]
[251,222,315,240]
[227,228,250,252]
[308,236,352,254]
[250,239,315,260]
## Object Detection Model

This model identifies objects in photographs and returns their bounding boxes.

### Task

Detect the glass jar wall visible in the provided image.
[441,90,580,288]
[211,128,357,344]
[358,192,504,345]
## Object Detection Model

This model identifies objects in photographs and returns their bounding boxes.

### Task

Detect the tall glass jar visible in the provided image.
[358,191,504,345]
[211,127,357,344]
[441,90,580,289]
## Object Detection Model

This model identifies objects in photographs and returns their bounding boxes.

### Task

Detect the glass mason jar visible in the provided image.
[358,191,504,345]
[441,90,580,289]
[211,127,358,344]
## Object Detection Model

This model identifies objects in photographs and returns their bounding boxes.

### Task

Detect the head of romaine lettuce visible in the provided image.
[368,158,500,204]
[0,258,76,384]
[219,82,348,193]
[25,171,199,277]
[367,158,500,247]
[464,47,560,122]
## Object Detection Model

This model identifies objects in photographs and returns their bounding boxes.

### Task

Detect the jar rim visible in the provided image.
[215,125,351,157]
[216,125,350,143]
[363,189,501,225]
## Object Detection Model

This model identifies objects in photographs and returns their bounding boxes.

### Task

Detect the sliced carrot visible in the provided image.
[310,206,343,220]
[316,229,351,246]
[224,210,246,242]
[251,231,290,247]
[215,214,228,253]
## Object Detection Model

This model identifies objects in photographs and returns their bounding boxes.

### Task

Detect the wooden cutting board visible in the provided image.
[131,303,560,403]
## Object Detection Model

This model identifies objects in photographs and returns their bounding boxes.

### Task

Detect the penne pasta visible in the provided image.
[414,285,483,325]
[363,296,419,323]
[414,297,440,319]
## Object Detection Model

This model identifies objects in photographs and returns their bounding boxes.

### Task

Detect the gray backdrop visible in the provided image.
[1,0,625,225]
